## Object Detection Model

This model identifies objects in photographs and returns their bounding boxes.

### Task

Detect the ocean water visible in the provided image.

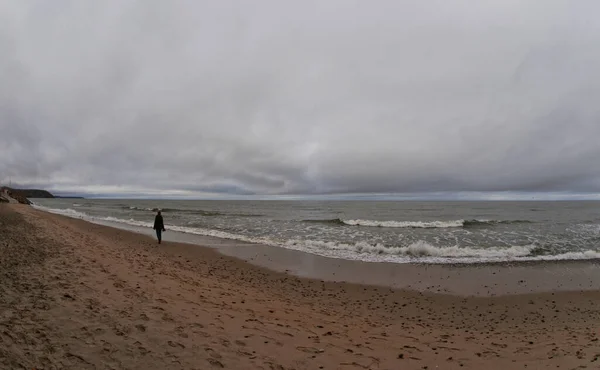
[32,199,600,264]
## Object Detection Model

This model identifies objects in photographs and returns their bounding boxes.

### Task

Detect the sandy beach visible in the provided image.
[1,204,600,369]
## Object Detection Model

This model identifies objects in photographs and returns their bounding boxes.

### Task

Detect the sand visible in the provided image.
[1,204,600,369]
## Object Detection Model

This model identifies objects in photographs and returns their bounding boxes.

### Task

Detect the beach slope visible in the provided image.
[1,204,599,369]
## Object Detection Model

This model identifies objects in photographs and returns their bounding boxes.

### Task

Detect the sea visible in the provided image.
[31,199,600,264]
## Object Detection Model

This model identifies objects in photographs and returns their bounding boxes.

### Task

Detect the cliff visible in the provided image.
[10,188,55,199]
[0,187,55,205]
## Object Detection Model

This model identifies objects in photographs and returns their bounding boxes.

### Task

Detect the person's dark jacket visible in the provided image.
[153,214,165,231]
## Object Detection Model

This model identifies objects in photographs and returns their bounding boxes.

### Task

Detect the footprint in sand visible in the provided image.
[196,331,211,338]
[61,293,76,301]
[168,340,185,349]
[207,358,224,368]
[112,325,131,337]
[296,346,325,354]
[132,341,151,355]
[161,313,174,322]
[205,347,222,359]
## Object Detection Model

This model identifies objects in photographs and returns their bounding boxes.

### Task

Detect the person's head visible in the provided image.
[157,210,161,215]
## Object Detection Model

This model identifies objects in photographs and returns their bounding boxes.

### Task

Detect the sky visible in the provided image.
[2,0,600,199]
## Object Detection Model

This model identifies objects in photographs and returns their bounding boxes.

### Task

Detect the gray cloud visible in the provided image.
[2,0,600,197]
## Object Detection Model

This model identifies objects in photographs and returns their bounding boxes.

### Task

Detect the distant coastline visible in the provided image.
[0,187,69,204]
[2,187,54,198]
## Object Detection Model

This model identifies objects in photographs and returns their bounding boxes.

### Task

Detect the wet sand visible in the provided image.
[93,216,600,297]
[2,204,600,369]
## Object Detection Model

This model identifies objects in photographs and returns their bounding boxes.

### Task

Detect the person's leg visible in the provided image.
[156,229,162,244]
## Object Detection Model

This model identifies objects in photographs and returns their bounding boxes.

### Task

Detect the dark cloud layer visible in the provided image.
[2,1,600,198]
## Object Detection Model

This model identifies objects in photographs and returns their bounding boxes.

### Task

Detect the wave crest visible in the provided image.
[123,205,261,217]
[303,218,534,228]
[302,218,346,225]
[343,219,464,228]
[32,205,599,264]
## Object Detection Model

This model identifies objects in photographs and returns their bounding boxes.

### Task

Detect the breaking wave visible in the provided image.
[123,206,222,215]
[282,240,540,260]
[125,206,156,212]
[303,218,532,228]
[343,219,465,228]
[463,219,533,227]
[281,240,600,263]
[302,218,347,226]
[122,205,261,217]
[32,205,599,264]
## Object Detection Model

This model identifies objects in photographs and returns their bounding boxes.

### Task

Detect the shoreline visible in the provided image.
[34,204,600,297]
[3,203,600,369]
[31,203,600,265]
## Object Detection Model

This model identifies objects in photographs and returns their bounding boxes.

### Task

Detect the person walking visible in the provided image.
[153,210,166,244]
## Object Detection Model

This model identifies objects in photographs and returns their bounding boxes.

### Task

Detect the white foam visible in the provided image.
[280,239,600,264]
[281,239,538,263]
[128,206,154,211]
[343,219,465,228]
[534,250,600,260]
[400,240,535,258]
[36,206,89,219]
[32,204,600,264]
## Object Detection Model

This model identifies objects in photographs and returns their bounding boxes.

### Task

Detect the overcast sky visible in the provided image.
[2,1,600,198]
